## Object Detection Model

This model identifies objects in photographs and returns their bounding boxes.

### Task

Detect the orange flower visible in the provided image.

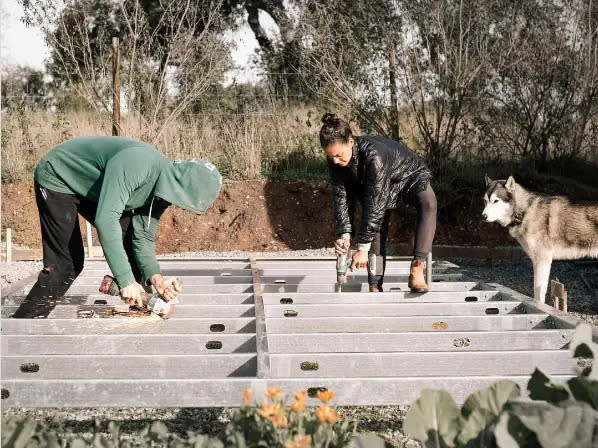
[316,389,335,403]
[284,434,312,448]
[294,391,308,401]
[242,389,252,406]
[258,403,289,428]
[315,405,340,424]
[288,400,306,412]
[264,387,282,399]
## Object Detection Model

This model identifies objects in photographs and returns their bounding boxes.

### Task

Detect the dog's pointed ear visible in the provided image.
[484,173,492,186]
[505,176,516,192]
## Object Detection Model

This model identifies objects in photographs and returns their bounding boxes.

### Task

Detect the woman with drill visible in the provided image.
[320,113,437,293]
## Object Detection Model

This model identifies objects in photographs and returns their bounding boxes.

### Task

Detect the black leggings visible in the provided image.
[12,182,141,318]
[368,183,437,288]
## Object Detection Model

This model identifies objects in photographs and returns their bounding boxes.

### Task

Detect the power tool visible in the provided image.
[335,247,351,292]
[99,275,181,319]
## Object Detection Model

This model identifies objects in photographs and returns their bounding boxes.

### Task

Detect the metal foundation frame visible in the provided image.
[0,256,589,407]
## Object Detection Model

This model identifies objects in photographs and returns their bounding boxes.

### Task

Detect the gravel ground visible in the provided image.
[2,250,596,447]
[446,257,598,327]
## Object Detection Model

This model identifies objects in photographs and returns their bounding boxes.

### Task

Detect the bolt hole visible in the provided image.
[94,299,108,305]
[280,298,293,304]
[274,280,286,284]
[485,307,499,315]
[206,341,223,350]
[210,324,225,332]
[1,389,9,399]
[433,279,445,282]
[284,310,298,317]
[465,296,478,302]
[300,361,319,371]
[389,287,402,291]
[20,363,40,373]
[307,387,327,397]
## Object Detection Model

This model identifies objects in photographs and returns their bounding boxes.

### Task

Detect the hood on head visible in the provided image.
[154,158,222,214]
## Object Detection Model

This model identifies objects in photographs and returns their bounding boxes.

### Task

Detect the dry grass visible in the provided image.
[1,105,326,182]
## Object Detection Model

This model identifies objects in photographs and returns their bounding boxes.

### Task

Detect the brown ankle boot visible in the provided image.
[408,260,428,293]
[369,286,380,293]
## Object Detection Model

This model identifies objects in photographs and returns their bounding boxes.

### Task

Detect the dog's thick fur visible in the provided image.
[483,175,598,302]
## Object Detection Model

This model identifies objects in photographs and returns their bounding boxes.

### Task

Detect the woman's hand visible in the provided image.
[334,236,350,255]
[350,250,369,271]
[120,282,145,307]
[150,274,182,301]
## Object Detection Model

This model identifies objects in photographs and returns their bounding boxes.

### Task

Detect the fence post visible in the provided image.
[112,37,121,136]
[6,228,12,264]
[388,40,400,140]
[86,221,93,258]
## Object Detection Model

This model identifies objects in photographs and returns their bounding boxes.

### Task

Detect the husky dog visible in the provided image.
[482,175,598,302]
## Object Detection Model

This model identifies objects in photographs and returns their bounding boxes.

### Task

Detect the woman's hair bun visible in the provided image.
[321,113,340,126]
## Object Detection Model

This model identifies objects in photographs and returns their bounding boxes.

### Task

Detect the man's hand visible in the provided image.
[120,282,145,307]
[350,250,369,271]
[334,235,350,255]
[150,274,182,301]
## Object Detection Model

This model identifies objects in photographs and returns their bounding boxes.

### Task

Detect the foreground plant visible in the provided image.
[225,387,374,448]
[404,323,598,447]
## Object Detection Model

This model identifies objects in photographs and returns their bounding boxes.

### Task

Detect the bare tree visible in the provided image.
[20,0,231,140]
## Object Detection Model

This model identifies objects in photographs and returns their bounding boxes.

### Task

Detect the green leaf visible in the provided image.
[527,368,569,404]
[494,412,539,448]
[570,323,598,380]
[3,418,37,448]
[352,434,386,448]
[404,389,461,447]
[567,377,598,410]
[504,401,597,448]
[458,380,520,446]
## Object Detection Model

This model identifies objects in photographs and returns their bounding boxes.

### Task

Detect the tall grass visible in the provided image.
[1,104,328,183]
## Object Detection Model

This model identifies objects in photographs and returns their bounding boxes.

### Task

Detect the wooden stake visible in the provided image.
[6,228,12,263]
[86,221,93,258]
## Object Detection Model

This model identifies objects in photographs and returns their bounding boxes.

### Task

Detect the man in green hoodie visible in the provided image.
[13,136,222,318]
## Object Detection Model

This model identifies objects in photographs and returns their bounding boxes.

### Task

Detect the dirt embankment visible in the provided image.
[1,180,512,253]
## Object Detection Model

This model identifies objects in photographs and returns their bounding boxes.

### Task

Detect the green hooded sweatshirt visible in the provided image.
[34,136,222,287]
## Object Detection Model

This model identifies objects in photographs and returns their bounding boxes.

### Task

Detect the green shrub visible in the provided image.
[404,323,598,447]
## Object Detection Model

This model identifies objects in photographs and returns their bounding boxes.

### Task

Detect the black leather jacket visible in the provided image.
[328,135,432,244]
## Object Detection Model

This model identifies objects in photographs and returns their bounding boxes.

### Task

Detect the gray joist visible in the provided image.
[2,354,257,379]
[261,281,475,294]
[259,274,463,285]
[268,350,579,378]
[262,289,498,304]
[268,329,573,353]
[63,284,255,295]
[1,293,255,307]
[72,276,255,286]
[265,315,551,333]
[2,304,256,319]
[76,269,253,278]
[264,301,522,317]
[0,375,574,407]
[1,317,256,335]
[2,334,257,355]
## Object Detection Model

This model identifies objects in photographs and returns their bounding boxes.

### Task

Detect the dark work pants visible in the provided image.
[12,182,141,318]
[368,183,437,289]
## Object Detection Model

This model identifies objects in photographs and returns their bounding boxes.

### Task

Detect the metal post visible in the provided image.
[426,252,433,288]
[112,37,121,136]
[86,221,93,259]
[6,228,12,263]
